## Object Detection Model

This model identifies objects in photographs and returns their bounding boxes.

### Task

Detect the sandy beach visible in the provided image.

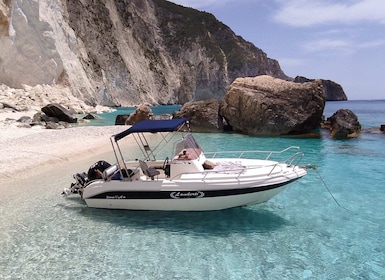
[0,110,127,183]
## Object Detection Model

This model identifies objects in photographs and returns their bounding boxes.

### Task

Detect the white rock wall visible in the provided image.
[0,0,96,101]
[0,0,62,87]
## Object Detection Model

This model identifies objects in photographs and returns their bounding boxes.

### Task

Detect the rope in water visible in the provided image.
[302,164,350,211]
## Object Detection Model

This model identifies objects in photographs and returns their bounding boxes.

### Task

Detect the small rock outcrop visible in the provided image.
[125,104,153,125]
[294,76,347,101]
[172,99,221,131]
[82,113,98,120]
[41,103,77,123]
[326,109,361,139]
[219,75,325,135]
[115,114,130,125]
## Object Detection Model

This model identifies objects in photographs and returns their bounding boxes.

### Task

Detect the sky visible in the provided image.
[169,0,385,100]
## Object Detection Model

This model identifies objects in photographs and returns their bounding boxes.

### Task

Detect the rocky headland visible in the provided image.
[294,76,347,101]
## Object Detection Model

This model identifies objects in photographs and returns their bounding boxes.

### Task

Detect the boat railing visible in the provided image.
[205,146,303,162]
[267,151,305,175]
[168,162,278,181]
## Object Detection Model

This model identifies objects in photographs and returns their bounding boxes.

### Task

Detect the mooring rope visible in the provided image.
[302,164,350,211]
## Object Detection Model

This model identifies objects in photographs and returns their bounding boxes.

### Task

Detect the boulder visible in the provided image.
[327,109,361,139]
[41,103,77,123]
[115,114,130,125]
[173,99,222,132]
[26,112,47,127]
[45,121,70,129]
[82,113,99,120]
[125,104,153,125]
[219,75,325,135]
[40,113,59,123]
[32,112,44,123]
[17,116,33,124]
[380,124,385,132]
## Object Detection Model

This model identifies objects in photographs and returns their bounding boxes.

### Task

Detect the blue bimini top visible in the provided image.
[113,118,189,142]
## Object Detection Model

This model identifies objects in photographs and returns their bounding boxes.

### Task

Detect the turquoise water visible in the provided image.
[324,100,385,129]
[1,101,384,279]
[78,105,182,126]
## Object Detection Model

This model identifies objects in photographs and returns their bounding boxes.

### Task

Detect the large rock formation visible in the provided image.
[294,76,347,101]
[219,75,325,135]
[0,0,288,107]
[173,99,221,131]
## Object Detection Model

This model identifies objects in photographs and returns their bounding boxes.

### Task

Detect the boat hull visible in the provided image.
[83,173,304,211]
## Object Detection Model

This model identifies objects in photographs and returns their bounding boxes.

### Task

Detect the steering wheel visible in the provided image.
[162,157,169,170]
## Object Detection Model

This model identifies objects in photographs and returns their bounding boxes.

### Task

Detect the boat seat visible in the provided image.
[103,164,140,181]
[139,160,160,180]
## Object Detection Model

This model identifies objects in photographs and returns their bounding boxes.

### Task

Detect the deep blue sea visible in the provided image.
[1,100,384,279]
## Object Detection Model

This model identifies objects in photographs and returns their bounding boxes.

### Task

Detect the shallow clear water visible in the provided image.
[78,105,182,127]
[1,101,384,279]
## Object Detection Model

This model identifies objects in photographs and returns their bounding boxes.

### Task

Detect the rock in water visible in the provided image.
[115,114,130,125]
[219,75,325,135]
[327,109,361,139]
[125,104,153,125]
[173,99,221,131]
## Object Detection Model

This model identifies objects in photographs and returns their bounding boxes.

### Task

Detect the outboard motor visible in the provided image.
[87,160,111,181]
[62,172,88,196]
[74,172,88,186]
[62,160,111,196]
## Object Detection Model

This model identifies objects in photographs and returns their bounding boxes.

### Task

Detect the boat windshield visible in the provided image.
[174,134,202,160]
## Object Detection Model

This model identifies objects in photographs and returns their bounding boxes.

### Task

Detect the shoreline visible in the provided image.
[0,124,127,182]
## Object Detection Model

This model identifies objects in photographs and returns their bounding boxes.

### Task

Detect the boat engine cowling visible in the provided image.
[87,160,111,181]
[63,160,112,196]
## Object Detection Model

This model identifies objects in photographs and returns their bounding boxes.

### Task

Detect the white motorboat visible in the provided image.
[64,118,307,211]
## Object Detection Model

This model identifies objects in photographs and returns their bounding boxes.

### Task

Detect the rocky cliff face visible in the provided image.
[294,76,347,101]
[0,0,288,106]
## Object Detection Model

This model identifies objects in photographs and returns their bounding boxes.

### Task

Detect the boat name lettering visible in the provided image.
[170,191,204,199]
[106,195,126,199]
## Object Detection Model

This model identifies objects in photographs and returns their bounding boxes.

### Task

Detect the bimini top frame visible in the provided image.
[109,118,190,177]
[113,118,189,142]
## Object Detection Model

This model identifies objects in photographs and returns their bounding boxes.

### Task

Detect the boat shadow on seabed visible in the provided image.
[59,199,289,237]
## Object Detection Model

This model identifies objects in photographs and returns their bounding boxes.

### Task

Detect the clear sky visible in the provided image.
[169,0,385,100]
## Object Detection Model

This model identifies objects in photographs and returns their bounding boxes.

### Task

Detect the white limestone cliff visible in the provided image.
[0,0,288,109]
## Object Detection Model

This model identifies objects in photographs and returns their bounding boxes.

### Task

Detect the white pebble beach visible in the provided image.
[0,110,128,184]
